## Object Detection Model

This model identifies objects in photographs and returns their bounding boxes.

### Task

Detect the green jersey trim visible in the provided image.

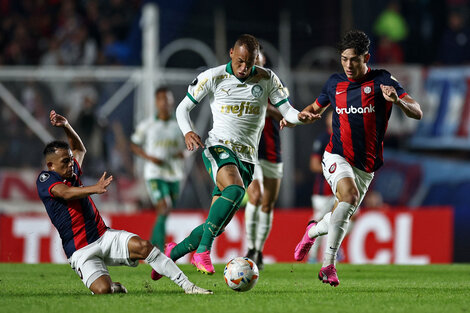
[186,92,198,104]
[273,98,289,107]
[225,61,256,83]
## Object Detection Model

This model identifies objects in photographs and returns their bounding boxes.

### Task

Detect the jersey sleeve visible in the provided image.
[36,171,64,199]
[316,76,334,108]
[384,71,407,98]
[186,69,214,104]
[130,119,148,145]
[268,71,290,107]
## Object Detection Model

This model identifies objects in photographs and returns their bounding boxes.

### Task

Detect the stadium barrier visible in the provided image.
[0,207,453,264]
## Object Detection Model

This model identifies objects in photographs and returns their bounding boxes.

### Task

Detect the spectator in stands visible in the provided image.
[436,10,470,65]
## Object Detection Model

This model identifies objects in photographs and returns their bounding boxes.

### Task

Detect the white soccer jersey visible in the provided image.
[186,62,289,164]
[131,117,185,181]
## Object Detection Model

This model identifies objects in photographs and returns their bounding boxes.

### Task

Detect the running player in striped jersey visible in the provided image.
[288,30,422,287]
[245,48,284,270]
[37,110,212,295]
[159,34,318,276]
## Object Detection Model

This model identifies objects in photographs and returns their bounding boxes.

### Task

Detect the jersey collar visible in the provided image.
[226,61,256,83]
[347,66,371,83]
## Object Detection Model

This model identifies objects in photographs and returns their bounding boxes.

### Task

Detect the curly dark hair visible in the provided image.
[43,140,69,157]
[338,30,370,55]
[234,34,260,55]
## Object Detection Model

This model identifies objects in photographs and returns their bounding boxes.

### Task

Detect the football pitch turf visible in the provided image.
[1,263,469,313]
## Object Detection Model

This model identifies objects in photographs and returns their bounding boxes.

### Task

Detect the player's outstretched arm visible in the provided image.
[51,171,113,200]
[280,101,325,130]
[380,84,423,120]
[49,110,87,166]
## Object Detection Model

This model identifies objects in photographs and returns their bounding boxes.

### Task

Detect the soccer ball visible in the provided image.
[223,257,259,292]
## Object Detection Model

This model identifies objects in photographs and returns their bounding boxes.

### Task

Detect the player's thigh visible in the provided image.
[100,229,139,267]
[322,151,356,195]
[247,178,262,205]
[70,253,109,289]
[352,167,374,207]
[202,146,244,188]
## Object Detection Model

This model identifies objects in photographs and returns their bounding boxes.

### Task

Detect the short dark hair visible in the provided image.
[43,140,69,157]
[338,30,370,55]
[155,86,170,96]
[234,34,259,55]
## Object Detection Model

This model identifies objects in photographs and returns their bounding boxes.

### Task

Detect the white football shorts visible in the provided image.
[322,151,374,208]
[68,229,139,288]
[259,159,283,179]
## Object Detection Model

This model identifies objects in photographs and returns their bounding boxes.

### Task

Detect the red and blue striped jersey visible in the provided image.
[258,115,282,163]
[316,68,407,173]
[311,131,333,196]
[36,159,107,258]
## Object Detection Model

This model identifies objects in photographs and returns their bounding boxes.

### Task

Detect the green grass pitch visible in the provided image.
[1,263,469,313]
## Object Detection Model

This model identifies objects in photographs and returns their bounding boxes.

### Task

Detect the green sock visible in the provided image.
[170,224,204,261]
[150,214,167,251]
[196,185,245,253]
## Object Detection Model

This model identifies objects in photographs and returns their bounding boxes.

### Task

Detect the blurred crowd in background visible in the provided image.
[0,0,469,67]
[1,0,470,209]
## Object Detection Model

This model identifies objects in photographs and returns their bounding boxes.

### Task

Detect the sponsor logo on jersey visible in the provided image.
[190,78,198,86]
[336,104,375,115]
[364,86,372,94]
[39,173,50,182]
[220,102,261,117]
[251,85,263,98]
[329,163,337,174]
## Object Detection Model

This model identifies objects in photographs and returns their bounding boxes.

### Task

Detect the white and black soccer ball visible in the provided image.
[223,257,259,292]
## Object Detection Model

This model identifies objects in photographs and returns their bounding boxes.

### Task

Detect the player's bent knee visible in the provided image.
[223,184,245,205]
[90,276,113,294]
[128,237,154,259]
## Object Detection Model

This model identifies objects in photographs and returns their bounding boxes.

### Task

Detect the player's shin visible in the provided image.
[197,185,245,253]
[255,210,272,251]
[170,224,204,261]
[245,202,260,251]
[145,247,192,290]
[323,203,355,267]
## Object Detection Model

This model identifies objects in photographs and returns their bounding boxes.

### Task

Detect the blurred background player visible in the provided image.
[245,48,284,270]
[37,110,212,295]
[130,87,186,252]
[290,30,422,287]
[308,109,335,263]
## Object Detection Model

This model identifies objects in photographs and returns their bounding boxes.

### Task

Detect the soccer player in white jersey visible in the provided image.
[150,34,319,276]
[130,87,185,257]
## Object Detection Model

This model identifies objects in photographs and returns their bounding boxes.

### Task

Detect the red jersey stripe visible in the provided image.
[336,81,354,166]
[68,200,89,251]
[362,81,377,172]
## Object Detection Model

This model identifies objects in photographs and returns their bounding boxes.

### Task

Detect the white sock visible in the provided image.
[255,210,273,252]
[145,247,191,290]
[245,202,260,250]
[308,212,331,238]
[323,202,355,267]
